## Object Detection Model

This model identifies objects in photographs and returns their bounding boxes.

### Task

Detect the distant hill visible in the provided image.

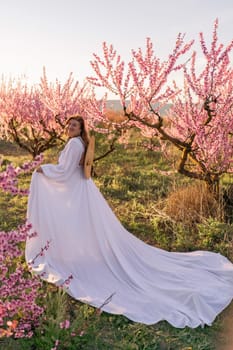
[106,100,171,116]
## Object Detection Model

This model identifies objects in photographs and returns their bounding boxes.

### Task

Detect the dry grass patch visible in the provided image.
[163,181,221,226]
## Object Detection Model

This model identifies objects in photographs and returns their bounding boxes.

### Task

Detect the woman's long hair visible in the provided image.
[66,115,90,147]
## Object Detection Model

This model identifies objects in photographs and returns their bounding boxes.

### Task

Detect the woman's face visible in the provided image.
[67,119,82,138]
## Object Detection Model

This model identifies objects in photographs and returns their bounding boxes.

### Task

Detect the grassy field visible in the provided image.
[0,135,232,350]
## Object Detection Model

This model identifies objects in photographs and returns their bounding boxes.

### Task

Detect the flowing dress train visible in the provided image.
[25,136,233,328]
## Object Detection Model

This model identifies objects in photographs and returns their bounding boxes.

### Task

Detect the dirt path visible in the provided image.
[216,302,233,350]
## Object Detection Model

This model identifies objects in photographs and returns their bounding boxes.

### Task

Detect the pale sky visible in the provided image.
[0,0,232,95]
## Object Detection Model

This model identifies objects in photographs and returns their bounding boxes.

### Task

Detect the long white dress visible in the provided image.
[25,136,233,328]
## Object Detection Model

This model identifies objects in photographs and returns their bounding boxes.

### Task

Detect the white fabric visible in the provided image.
[25,136,233,328]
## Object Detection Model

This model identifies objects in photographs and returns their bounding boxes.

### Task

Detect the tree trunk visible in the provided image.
[205,176,220,200]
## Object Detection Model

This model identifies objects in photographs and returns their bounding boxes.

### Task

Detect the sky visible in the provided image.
[0,0,232,97]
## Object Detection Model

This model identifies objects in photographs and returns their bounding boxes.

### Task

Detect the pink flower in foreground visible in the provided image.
[59,319,70,329]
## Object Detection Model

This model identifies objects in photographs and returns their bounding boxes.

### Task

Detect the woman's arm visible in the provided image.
[39,138,84,182]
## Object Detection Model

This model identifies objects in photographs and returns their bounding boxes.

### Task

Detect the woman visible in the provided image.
[26,115,233,328]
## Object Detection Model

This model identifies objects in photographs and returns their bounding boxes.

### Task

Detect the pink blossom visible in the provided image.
[59,320,70,329]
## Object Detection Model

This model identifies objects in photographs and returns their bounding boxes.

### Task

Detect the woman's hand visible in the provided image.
[36,167,43,173]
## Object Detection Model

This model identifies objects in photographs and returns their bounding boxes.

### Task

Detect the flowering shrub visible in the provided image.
[0,224,43,338]
[0,154,43,195]
[0,158,44,338]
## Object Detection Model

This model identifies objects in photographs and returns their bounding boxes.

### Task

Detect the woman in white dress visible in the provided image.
[25,115,233,328]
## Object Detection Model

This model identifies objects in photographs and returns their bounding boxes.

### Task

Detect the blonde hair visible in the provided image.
[66,115,90,147]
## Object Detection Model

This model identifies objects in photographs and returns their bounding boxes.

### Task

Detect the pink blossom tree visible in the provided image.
[0,69,117,158]
[166,19,233,195]
[88,20,233,196]
[0,73,63,157]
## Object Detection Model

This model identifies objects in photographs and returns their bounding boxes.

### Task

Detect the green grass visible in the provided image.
[0,289,220,350]
[0,135,232,350]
